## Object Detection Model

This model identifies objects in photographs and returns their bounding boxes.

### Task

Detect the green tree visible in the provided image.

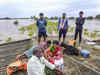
[14,20,19,26]
[86,16,94,20]
[95,14,100,19]
[69,17,75,20]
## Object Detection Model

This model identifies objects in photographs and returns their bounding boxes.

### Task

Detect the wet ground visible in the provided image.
[0,37,100,75]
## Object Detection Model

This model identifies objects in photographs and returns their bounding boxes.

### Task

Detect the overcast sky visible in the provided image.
[0,0,100,18]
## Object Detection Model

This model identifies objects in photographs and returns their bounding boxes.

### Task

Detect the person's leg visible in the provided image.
[79,29,83,44]
[63,29,67,42]
[59,29,63,42]
[38,32,42,44]
[74,29,79,40]
[43,32,47,42]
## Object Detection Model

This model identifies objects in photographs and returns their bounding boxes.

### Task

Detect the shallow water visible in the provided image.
[0,19,34,40]
[0,19,100,41]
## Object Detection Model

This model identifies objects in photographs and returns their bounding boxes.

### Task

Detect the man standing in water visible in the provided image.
[37,13,47,44]
[57,13,68,42]
[74,11,85,45]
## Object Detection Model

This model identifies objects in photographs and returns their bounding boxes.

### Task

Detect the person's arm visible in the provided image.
[64,18,68,29]
[41,57,55,70]
[16,45,39,60]
[16,53,28,60]
[45,20,47,26]
[41,57,64,74]
[81,18,85,25]
[75,18,79,25]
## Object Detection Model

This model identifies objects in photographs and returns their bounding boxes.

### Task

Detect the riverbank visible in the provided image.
[0,37,100,75]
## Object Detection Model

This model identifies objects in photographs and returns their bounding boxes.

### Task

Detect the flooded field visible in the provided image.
[0,19,100,41]
[0,19,100,75]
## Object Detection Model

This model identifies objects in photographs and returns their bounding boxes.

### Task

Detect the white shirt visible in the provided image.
[27,56,55,75]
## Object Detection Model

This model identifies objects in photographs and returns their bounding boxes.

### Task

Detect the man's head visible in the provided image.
[53,40,59,48]
[46,40,51,47]
[79,11,84,18]
[62,13,66,19]
[39,13,44,19]
[33,47,42,57]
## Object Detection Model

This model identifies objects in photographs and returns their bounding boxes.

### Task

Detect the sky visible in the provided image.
[0,0,100,18]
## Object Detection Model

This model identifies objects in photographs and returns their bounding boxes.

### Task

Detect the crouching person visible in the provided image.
[52,40,64,71]
[27,47,64,75]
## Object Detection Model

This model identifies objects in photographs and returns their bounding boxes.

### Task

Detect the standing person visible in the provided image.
[37,13,47,44]
[74,11,85,45]
[57,13,68,42]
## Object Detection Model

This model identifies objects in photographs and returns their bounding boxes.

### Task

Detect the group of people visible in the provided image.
[37,11,85,45]
[16,11,86,75]
[16,40,65,75]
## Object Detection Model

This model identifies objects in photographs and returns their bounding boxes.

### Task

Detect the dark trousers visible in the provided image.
[59,29,67,39]
[74,29,83,43]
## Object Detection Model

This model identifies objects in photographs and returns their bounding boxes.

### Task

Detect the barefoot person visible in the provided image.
[37,13,47,44]
[74,11,85,45]
[57,13,68,42]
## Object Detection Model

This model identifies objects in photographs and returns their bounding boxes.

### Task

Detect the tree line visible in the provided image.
[1,14,100,20]
[31,14,100,20]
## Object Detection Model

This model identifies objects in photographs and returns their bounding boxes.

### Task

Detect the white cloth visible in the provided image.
[54,58,64,70]
[54,58,64,66]
[27,56,55,75]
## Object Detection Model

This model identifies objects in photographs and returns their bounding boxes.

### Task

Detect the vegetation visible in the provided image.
[95,14,100,19]
[19,22,58,36]
[69,17,75,20]
[19,22,100,38]
[14,20,19,26]
[0,40,2,42]
[68,26,75,32]
[30,16,38,20]
[84,29,89,36]
[49,16,58,20]
[19,26,25,33]
[86,16,94,20]
[84,29,100,38]
[6,37,12,42]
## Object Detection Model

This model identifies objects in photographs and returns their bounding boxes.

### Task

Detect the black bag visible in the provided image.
[60,42,79,56]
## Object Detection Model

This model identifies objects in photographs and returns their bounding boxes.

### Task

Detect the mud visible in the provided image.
[0,38,100,75]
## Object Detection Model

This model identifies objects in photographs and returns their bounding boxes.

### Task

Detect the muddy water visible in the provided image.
[0,19,100,41]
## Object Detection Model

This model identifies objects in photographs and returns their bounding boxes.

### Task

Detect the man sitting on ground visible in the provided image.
[27,47,64,75]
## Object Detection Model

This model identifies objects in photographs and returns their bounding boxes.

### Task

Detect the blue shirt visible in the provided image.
[36,19,47,33]
[57,18,68,30]
[24,45,39,58]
